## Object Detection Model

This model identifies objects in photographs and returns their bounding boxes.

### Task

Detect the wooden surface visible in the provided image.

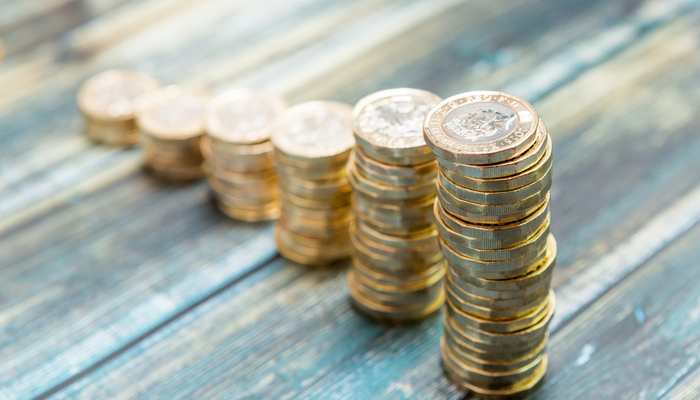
[2,0,700,399]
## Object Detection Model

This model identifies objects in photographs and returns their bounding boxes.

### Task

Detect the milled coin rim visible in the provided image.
[205,89,288,145]
[424,91,539,165]
[352,88,442,151]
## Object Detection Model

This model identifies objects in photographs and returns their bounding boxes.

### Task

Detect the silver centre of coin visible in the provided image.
[287,112,349,146]
[92,82,151,117]
[153,96,207,127]
[442,102,518,143]
[359,98,431,138]
[216,100,274,132]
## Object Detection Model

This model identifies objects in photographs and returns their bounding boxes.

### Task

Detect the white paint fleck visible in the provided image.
[575,343,596,366]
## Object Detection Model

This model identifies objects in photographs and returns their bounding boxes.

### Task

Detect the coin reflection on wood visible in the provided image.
[347,88,445,323]
[203,90,287,221]
[271,101,355,266]
[424,91,556,398]
[136,86,210,181]
[77,70,160,147]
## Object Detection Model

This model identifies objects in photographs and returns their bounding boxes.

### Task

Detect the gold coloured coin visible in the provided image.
[351,232,442,275]
[445,294,551,334]
[444,333,547,373]
[201,135,273,173]
[352,255,444,285]
[78,70,160,123]
[437,179,548,216]
[445,282,548,320]
[356,219,438,249]
[137,86,210,140]
[348,160,435,201]
[424,91,539,165]
[353,146,437,186]
[277,172,350,201]
[215,200,280,222]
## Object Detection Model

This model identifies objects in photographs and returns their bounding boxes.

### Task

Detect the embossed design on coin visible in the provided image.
[206,90,288,144]
[153,94,208,127]
[359,99,431,138]
[216,100,275,134]
[288,112,349,146]
[78,70,160,121]
[137,86,211,139]
[442,102,518,143]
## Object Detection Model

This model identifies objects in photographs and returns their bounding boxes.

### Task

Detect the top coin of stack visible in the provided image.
[346,88,446,323]
[77,70,160,147]
[423,91,555,399]
[137,86,211,181]
[202,89,288,221]
[271,101,355,266]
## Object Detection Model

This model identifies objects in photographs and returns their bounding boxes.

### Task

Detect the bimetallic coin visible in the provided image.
[435,120,548,179]
[352,255,444,284]
[353,201,433,236]
[202,136,274,173]
[271,101,354,162]
[438,195,545,226]
[354,145,438,184]
[205,89,287,145]
[78,70,160,122]
[445,282,549,320]
[354,150,437,188]
[352,88,442,160]
[444,333,547,373]
[440,134,552,191]
[215,199,280,222]
[424,91,539,165]
[351,268,444,307]
[356,220,438,249]
[348,160,435,201]
[437,179,548,216]
[137,86,210,140]
[446,294,551,334]
[277,172,350,201]
[351,232,442,275]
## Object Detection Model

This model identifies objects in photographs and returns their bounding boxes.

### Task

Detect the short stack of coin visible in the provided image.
[271,101,355,266]
[423,91,556,398]
[202,90,287,221]
[345,88,445,323]
[137,86,211,181]
[77,70,160,147]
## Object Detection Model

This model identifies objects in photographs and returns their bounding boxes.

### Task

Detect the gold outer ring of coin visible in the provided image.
[351,268,444,306]
[276,231,348,266]
[277,172,350,201]
[436,197,549,240]
[440,219,550,261]
[351,235,442,275]
[444,332,547,373]
[424,91,539,165]
[141,134,202,158]
[348,273,445,323]
[137,86,211,140]
[215,200,280,222]
[356,219,438,249]
[205,89,287,145]
[434,203,549,251]
[351,184,434,207]
[441,337,546,387]
[435,120,548,180]
[445,282,548,321]
[444,330,549,365]
[275,224,351,258]
[354,144,436,166]
[437,179,549,216]
[352,88,442,157]
[212,188,280,208]
[273,158,347,181]
[271,101,354,163]
[206,174,278,202]
[441,338,548,394]
[78,69,161,122]
[272,147,350,171]
[277,219,350,248]
[352,201,434,234]
[438,195,546,226]
[347,160,435,201]
[441,135,552,192]
[351,256,445,286]
[351,223,441,261]
[353,193,434,223]
[281,200,351,220]
[354,151,437,188]
[354,145,438,181]
[145,162,204,181]
[446,273,550,310]
[202,136,274,173]
[279,189,351,210]
[449,292,556,346]
[438,162,552,205]
[445,293,551,334]
[204,162,277,186]
[279,211,353,235]
[440,235,550,276]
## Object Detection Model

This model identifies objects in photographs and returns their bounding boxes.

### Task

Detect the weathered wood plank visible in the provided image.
[661,364,700,400]
[28,7,700,400]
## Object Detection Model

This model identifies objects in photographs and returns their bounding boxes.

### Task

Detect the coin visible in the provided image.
[437,179,548,216]
[215,200,281,222]
[348,159,435,200]
[352,200,433,236]
[445,273,549,310]
[444,333,547,373]
[351,268,444,307]
[445,294,551,333]
[352,88,442,163]
[355,219,438,249]
[277,172,350,201]
[424,91,539,165]
[352,255,445,285]
[438,195,546,226]
[205,89,287,145]
[445,282,548,320]
[201,135,273,173]
[351,223,440,260]
[353,145,437,187]
[137,86,210,140]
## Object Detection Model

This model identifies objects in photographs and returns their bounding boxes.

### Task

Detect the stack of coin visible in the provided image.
[137,86,211,181]
[271,101,355,266]
[346,88,445,323]
[202,90,287,221]
[77,70,160,147]
[423,91,555,398]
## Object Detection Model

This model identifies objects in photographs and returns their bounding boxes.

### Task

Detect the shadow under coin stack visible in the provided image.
[202,90,288,221]
[77,70,160,147]
[271,101,355,266]
[137,86,211,181]
[423,91,556,399]
[346,88,446,323]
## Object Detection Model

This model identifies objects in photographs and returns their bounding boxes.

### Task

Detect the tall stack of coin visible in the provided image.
[202,90,287,221]
[271,101,354,266]
[424,91,555,398]
[345,88,445,323]
[77,70,160,147]
[137,86,211,181]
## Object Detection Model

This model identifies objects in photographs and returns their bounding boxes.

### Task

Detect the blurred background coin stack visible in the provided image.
[271,101,355,266]
[346,88,445,323]
[423,91,555,398]
[202,90,287,221]
[77,70,160,147]
[137,86,211,181]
